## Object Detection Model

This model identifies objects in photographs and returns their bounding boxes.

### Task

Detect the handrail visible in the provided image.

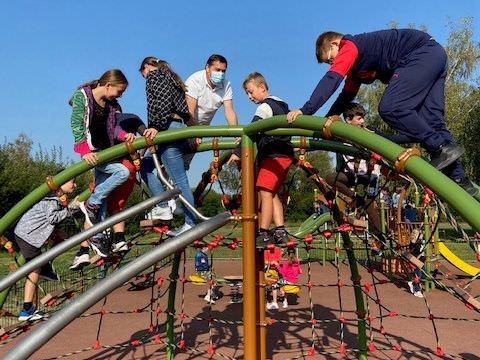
[2,212,232,360]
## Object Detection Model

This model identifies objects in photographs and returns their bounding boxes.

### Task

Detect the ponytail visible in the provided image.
[139,57,187,92]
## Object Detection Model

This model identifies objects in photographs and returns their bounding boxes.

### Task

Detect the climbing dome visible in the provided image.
[1,115,480,360]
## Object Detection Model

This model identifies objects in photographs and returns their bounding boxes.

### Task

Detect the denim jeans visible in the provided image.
[89,162,130,207]
[141,121,196,226]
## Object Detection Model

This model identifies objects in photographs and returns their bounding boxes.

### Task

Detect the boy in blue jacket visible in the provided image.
[287,29,476,196]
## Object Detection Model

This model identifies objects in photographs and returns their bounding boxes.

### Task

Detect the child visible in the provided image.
[195,245,218,303]
[278,249,302,308]
[325,103,385,254]
[14,178,79,321]
[313,200,329,218]
[140,57,197,236]
[287,29,477,196]
[264,245,283,310]
[408,228,425,298]
[228,72,294,247]
[69,69,135,266]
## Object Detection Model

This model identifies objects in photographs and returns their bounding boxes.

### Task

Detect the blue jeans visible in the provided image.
[89,162,130,207]
[141,122,196,226]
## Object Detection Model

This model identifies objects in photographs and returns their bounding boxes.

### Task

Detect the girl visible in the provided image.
[139,57,196,236]
[69,69,135,268]
[278,250,302,308]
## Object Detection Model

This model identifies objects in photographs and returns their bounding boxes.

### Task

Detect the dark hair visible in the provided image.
[342,102,366,121]
[315,31,343,63]
[206,54,228,67]
[69,69,128,105]
[139,57,187,92]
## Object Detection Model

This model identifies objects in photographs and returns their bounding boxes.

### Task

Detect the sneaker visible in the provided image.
[430,143,464,170]
[454,177,479,196]
[39,262,58,281]
[89,236,112,257]
[255,231,272,248]
[167,223,193,237]
[413,291,424,298]
[70,254,90,270]
[112,240,128,253]
[266,302,279,310]
[148,206,173,221]
[204,294,215,304]
[18,306,45,321]
[407,281,414,294]
[79,201,99,227]
[282,299,288,309]
[273,228,289,245]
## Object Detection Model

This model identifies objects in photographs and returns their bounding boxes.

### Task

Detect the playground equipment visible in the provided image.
[0,115,480,359]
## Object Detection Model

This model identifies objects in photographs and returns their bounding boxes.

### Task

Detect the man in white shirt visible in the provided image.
[185,54,238,126]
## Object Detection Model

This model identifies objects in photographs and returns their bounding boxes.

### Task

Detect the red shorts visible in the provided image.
[107,159,137,215]
[256,156,293,193]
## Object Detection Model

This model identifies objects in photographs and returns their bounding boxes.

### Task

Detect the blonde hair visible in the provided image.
[242,72,269,91]
[315,31,343,63]
[139,57,187,92]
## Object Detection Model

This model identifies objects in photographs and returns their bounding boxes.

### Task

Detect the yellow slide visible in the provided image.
[438,242,480,276]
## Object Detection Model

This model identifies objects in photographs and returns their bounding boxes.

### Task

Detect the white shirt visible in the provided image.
[185,70,233,125]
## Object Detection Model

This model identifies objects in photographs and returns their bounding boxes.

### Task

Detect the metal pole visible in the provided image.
[240,135,260,360]
[0,190,180,294]
[1,212,231,360]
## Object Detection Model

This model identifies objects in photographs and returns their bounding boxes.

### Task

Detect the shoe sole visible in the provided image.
[79,202,93,227]
[433,147,464,170]
[113,244,129,253]
[70,260,90,270]
[90,242,109,257]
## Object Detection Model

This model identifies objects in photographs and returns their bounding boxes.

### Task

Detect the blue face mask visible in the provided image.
[210,71,225,85]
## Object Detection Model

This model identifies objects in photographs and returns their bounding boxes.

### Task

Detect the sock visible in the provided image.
[257,228,269,235]
[23,302,33,311]
[77,246,89,256]
[113,232,125,243]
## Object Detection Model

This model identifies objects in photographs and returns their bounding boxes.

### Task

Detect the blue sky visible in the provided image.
[2,0,479,184]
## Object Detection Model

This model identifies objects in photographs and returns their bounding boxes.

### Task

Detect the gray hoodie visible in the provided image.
[14,196,77,248]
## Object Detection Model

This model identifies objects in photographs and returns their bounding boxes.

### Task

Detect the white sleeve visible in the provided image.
[254,103,273,120]
[223,81,233,101]
[185,75,200,100]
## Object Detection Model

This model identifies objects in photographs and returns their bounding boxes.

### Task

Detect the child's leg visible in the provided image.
[272,288,278,304]
[272,195,284,227]
[259,190,274,230]
[24,270,40,305]
[88,162,130,207]
[326,171,355,199]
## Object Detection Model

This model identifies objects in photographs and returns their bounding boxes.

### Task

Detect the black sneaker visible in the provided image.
[80,201,99,227]
[90,235,112,258]
[273,228,289,245]
[255,231,272,248]
[430,143,464,170]
[39,262,58,281]
[455,177,479,196]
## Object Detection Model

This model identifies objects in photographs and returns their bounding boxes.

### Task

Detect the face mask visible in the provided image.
[210,71,225,85]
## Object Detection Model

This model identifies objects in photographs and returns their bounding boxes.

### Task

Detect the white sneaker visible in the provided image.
[148,206,173,221]
[112,241,128,253]
[407,281,414,294]
[267,302,279,310]
[167,223,193,237]
[282,299,288,308]
[70,254,90,270]
[414,291,424,298]
[204,295,215,304]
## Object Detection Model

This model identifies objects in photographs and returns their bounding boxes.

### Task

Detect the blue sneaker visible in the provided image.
[18,306,45,321]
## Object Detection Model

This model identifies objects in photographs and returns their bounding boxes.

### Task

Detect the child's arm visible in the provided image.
[45,199,74,225]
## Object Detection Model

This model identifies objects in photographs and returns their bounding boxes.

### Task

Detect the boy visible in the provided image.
[14,178,79,321]
[287,29,477,196]
[325,103,385,254]
[194,245,218,303]
[228,72,294,247]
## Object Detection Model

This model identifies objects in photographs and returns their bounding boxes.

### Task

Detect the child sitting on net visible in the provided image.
[407,228,425,298]
[278,248,302,308]
[195,245,219,303]
[264,245,283,310]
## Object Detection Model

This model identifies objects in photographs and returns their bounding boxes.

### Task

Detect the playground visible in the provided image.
[1,115,480,360]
